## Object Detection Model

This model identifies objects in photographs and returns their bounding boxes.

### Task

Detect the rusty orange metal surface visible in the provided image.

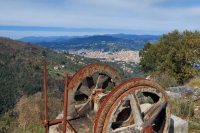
[68,63,122,90]
[42,60,75,133]
[42,62,170,133]
[94,78,143,133]
[43,59,48,133]
[142,126,154,133]
[62,73,68,133]
[93,78,170,133]
[66,63,122,120]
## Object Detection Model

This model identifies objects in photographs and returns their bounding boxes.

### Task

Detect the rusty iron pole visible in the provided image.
[42,61,75,132]
[62,73,68,132]
[62,73,75,133]
[43,59,48,133]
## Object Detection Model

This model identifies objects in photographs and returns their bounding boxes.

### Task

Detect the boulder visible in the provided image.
[169,114,188,133]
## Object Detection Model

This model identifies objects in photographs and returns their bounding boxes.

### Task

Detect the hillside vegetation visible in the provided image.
[140,30,200,84]
[0,37,146,132]
[0,37,104,114]
[139,30,200,132]
[1,29,200,132]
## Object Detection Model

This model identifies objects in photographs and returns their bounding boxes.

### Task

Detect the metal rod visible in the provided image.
[43,59,48,133]
[49,119,62,126]
[62,73,68,133]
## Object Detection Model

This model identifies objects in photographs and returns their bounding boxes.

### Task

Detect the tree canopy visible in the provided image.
[139,30,200,84]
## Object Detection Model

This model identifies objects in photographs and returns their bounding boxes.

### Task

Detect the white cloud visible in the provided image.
[0,0,200,35]
[0,29,167,39]
[0,30,105,39]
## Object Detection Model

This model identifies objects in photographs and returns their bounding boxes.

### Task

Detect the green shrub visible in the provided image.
[150,71,178,89]
[170,99,195,118]
[187,76,200,88]
[179,101,194,118]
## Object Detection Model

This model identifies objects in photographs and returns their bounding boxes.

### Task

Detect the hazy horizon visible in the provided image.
[1,0,200,39]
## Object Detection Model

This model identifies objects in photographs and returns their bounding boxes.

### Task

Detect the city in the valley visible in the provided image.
[69,50,140,63]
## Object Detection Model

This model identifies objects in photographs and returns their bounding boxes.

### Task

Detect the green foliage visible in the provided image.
[0,37,101,116]
[6,93,62,133]
[0,63,20,115]
[189,123,200,133]
[104,61,147,81]
[139,30,200,84]
[150,71,178,89]
[146,97,154,104]
[187,76,200,88]
[170,99,194,118]
[169,98,200,132]
[0,110,18,133]
[42,50,46,57]
[179,101,194,117]
[0,37,146,132]
[106,82,114,91]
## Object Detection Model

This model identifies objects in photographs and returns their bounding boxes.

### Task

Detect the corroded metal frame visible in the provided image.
[42,61,122,133]
[42,61,170,133]
[42,59,75,133]
[93,78,171,133]
[67,63,122,119]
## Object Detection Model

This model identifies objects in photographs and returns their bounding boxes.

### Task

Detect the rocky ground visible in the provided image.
[166,86,200,100]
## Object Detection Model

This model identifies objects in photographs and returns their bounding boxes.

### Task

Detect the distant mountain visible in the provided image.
[18,34,161,43]
[18,35,91,43]
[109,33,161,40]
[18,36,71,43]
[18,34,161,52]
[66,35,121,44]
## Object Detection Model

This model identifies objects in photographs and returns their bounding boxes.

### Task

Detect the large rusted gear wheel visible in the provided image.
[94,78,170,133]
[67,63,122,119]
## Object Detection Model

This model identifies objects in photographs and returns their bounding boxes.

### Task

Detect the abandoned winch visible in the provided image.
[42,61,170,133]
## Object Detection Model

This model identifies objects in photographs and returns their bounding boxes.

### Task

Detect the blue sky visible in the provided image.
[0,0,200,39]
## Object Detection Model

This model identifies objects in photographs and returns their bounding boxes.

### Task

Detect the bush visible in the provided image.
[179,101,194,117]
[170,99,194,119]
[149,71,178,89]
[187,76,200,88]
[13,92,62,133]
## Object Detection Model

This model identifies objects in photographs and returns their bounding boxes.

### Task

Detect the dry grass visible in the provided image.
[13,92,62,133]
[187,76,200,88]
[170,98,200,132]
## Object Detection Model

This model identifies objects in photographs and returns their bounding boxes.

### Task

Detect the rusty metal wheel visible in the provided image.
[66,63,122,119]
[94,78,170,133]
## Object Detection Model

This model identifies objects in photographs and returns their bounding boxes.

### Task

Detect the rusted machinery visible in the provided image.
[42,60,170,133]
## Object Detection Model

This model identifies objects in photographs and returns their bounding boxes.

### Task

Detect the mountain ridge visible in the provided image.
[18,34,161,43]
[18,34,160,52]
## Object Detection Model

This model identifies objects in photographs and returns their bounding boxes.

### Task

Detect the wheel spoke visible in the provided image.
[157,119,166,133]
[66,63,122,121]
[77,100,92,116]
[78,85,91,96]
[95,74,109,90]
[111,112,134,129]
[144,99,167,124]
[112,124,141,133]
[111,99,132,127]
[128,93,143,124]
[106,93,142,132]
[94,79,170,133]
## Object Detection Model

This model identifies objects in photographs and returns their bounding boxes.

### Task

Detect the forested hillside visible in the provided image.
[0,37,102,115]
[0,37,146,132]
